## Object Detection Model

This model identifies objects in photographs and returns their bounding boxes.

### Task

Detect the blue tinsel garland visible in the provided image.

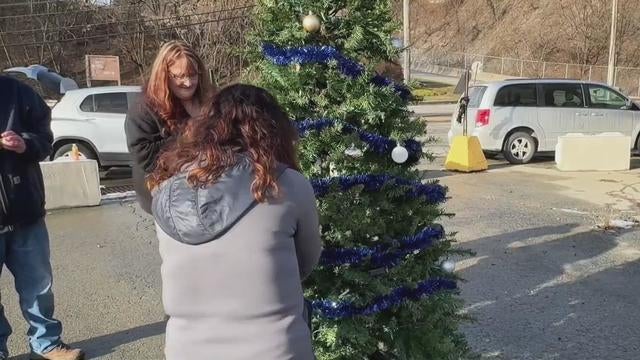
[310,174,447,204]
[312,277,457,319]
[371,75,412,101]
[262,43,411,100]
[320,225,444,268]
[262,43,364,76]
[296,118,422,158]
[296,118,337,135]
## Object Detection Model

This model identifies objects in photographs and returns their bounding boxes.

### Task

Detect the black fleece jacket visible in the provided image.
[124,100,172,214]
[0,76,53,228]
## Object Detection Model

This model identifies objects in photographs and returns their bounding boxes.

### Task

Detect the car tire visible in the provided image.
[503,131,536,164]
[53,143,98,162]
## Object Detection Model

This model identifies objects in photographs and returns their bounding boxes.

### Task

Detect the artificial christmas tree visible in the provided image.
[250,1,472,359]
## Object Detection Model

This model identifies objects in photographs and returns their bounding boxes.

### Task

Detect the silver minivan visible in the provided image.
[448,79,640,164]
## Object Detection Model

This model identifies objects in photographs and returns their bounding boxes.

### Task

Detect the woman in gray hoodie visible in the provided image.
[148,84,321,360]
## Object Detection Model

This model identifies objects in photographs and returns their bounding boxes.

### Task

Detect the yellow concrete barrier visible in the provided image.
[555,133,631,171]
[445,135,488,172]
[39,159,101,210]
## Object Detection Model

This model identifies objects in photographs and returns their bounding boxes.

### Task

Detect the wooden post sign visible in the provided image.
[85,55,121,87]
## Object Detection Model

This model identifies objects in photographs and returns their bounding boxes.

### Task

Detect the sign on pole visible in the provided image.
[85,55,121,87]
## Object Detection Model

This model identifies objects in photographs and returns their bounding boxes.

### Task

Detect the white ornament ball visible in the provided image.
[441,260,456,273]
[391,145,409,164]
[302,12,321,33]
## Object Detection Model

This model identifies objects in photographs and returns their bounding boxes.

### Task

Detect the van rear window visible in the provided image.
[494,84,538,107]
[468,86,487,108]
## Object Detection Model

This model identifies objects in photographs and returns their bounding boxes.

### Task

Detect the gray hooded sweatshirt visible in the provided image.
[152,156,321,360]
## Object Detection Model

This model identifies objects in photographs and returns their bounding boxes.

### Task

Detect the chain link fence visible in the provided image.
[411,49,640,98]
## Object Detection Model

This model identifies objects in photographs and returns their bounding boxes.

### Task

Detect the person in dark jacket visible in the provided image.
[0,76,84,360]
[125,40,212,214]
[147,84,322,360]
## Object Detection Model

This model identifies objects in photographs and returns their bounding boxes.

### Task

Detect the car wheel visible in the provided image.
[53,143,98,162]
[503,132,536,164]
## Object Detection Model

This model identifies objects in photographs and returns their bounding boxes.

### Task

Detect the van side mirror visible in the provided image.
[623,99,633,110]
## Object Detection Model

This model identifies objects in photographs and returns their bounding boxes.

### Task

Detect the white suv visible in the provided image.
[448,79,640,164]
[50,86,141,167]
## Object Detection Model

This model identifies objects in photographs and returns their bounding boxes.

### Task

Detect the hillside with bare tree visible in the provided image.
[3,0,640,96]
[0,0,253,95]
[408,0,640,67]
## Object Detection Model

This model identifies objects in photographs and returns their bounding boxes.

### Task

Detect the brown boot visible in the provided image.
[31,343,85,360]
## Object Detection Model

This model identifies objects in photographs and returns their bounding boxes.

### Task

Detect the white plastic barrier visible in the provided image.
[39,159,101,210]
[555,132,631,171]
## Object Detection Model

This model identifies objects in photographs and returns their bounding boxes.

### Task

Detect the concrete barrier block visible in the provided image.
[556,132,631,171]
[39,159,101,210]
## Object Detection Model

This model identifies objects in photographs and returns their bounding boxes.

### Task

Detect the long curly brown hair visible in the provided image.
[147,84,300,202]
[143,41,211,132]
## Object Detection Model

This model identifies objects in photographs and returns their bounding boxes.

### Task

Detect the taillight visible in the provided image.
[476,109,490,127]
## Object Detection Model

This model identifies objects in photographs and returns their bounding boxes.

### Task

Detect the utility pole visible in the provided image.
[607,0,618,86]
[403,0,411,84]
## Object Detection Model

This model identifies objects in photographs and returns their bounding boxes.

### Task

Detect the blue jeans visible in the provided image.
[0,219,62,356]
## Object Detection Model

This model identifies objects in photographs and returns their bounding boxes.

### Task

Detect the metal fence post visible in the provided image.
[520,60,524,77]
[501,57,505,74]
[565,64,569,78]
[588,66,592,81]
[542,62,546,77]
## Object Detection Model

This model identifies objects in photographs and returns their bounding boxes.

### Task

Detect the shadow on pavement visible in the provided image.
[9,320,166,360]
[460,224,640,359]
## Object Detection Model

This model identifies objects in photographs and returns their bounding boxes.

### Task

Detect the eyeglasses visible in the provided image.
[169,72,198,82]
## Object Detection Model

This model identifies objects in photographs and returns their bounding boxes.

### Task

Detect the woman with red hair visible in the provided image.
[126,40,212,213]
[148,84,321,360]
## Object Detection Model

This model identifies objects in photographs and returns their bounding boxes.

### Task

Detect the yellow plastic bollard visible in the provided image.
[444,135,488,172]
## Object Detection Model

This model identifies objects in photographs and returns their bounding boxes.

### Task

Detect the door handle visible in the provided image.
[575,113,588,116]
[591,113,604,117]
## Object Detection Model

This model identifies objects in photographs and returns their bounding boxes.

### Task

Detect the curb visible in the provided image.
[410,113,452,120]
[100,191,137,205]
[421,117,451,123]
[412,100,458,105]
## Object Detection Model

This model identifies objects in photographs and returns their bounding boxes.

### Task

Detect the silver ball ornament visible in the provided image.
[441,260,456,273]
[344,144,363,158]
